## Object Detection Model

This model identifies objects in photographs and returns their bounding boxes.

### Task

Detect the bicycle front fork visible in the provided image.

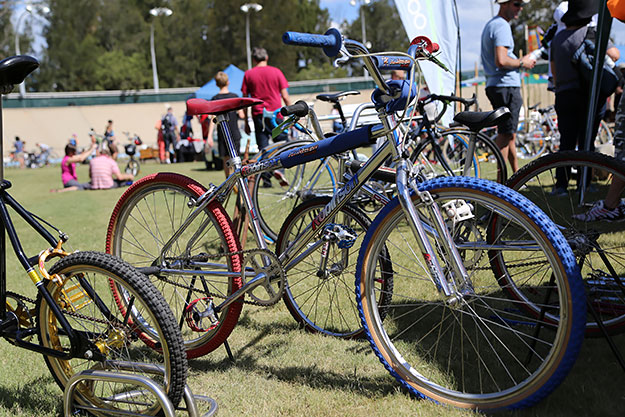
[395,160,474,303]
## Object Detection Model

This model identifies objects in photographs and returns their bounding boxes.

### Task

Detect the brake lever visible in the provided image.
[332,44,352,67]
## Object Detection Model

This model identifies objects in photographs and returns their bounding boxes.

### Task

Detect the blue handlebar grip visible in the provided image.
[282,28,342,57]
[373,56,413,72]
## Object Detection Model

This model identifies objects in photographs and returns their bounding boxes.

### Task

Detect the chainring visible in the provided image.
[241,249,286,306]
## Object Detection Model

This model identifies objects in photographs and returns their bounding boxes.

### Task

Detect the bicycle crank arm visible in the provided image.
[214,272,268,313]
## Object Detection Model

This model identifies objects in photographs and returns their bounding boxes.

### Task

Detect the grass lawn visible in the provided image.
[0,159,623,416]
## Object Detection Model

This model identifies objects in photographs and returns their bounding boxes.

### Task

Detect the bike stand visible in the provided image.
[63,361,218,417]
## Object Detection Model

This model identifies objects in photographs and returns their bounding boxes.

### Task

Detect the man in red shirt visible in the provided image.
[241,47,292,152]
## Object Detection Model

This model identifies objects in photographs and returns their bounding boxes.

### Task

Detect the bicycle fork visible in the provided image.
[395,160,474,303]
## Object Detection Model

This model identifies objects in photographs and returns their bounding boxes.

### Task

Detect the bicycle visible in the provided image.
[105,30,585,410]
[506,150,625,336]
[252,91,507,243]
[122,131,142,177]
[0,56,187,414]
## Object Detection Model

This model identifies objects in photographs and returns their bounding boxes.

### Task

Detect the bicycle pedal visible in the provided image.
[58,280,92,312]
[442,200,474,223]
[184,297,219,333]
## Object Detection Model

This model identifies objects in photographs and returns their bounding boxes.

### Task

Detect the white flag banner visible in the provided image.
[394,0,458,125]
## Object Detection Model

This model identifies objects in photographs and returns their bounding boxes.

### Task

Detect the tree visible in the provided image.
[33,0,336,92]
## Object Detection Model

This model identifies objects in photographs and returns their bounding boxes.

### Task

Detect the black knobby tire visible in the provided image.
[37,251,187,414]
[506,150,625,336]
[276,196,393,338]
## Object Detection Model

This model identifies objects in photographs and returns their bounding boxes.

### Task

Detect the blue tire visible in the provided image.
[355,176,585,411]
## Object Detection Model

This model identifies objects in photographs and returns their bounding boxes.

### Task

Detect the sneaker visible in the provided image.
[273,170,289,187]
[549,187,568,197]
[572,200,625,222]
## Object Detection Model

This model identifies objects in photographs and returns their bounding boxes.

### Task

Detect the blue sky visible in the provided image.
[319,0,625,69]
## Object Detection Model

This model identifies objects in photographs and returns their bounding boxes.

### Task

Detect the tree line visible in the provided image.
[1,0,563,93]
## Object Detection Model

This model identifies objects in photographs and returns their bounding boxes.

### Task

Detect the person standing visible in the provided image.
[241,47,292,152]
[480,0,536,174]
[12,136,25,168]
[206,71,245,178]
[160,106,179,163]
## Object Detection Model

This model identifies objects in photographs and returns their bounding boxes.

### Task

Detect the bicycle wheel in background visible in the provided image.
[276,197,393,338]
[596,120,613,147]
[37,251,187,414]
[252,141,338,244]
[412,129,508,183]
[356,176,585,411]
[506,150,625,336]
[106,173,244,358]
[125,159,140,176]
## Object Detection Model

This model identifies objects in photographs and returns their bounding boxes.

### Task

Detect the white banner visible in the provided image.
[394,0,458,125]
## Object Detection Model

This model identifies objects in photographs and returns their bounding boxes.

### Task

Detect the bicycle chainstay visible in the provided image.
[6,290,130,328]
[162,248,285,306]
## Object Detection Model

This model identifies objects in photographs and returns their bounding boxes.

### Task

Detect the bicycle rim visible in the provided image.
[276,197,393,338]
[38,251,187,414]
[507,151,625,335]
[106,173,243,358]
[356,177,585,410]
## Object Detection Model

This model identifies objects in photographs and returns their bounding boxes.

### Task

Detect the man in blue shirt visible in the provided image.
[481,0,536,173]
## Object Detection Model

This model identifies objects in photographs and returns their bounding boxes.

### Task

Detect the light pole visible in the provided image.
[240,3,263,70]
[350,0,371,76]
[149,7,173,93]
[14,3,50,97]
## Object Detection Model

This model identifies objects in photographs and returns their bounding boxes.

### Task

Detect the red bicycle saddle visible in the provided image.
[186,97,264,116]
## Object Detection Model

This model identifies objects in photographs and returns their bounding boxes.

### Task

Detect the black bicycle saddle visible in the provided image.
[0,55,39,94]
[316,90,360,103]
[453,107,511,132]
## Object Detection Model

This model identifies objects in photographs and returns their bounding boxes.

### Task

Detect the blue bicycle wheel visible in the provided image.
[356,176,585,411]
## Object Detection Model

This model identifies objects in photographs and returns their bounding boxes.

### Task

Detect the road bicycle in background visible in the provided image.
[0,56,187,415]
[511,103,613,159]
[105,29,586,411]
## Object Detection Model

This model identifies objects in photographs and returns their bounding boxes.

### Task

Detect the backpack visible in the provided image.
[161,114,173,132]
[572,27,621,98]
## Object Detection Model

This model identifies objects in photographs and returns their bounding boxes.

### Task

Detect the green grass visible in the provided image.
[0,160,624,416]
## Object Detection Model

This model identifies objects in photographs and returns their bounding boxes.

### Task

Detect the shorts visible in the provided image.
[485,86,523,135]
[64,179,91,190]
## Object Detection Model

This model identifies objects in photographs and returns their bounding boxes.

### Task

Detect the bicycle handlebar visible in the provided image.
[371,56,413,72]
[419,93,477,125]
[280,100,309,117]
[282,28,342,57]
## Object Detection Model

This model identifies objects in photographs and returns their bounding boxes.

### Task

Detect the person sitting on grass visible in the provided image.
[52,138,97,193]
[89,142,134,190]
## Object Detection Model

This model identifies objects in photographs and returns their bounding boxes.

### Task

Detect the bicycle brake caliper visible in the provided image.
[184,297,220,333]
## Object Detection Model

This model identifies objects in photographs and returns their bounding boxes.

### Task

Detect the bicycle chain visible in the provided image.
[162,248,283,306]
[6,291,125,327]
